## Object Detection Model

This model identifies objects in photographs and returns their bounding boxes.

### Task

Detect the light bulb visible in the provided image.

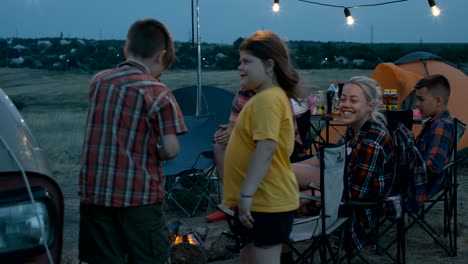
[431,5,440,16]
[272,3,280,12]
[344,8,355,26]
[428,0,441,17]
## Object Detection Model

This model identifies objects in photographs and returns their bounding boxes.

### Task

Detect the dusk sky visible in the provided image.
[2,0,467,44]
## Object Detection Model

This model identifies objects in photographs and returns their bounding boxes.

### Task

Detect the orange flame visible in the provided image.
[187,234,198,245]
[173,235,184,244]
[172,233,199,245]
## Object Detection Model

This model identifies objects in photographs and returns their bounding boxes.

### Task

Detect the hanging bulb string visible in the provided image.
[298,0,408,9]
[285,0,440,19]
[296,0,409,25]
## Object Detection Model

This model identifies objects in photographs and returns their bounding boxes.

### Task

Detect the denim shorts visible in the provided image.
[232,209,295,247]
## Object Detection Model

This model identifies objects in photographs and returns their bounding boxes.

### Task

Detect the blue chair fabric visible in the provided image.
[163,114,220,217]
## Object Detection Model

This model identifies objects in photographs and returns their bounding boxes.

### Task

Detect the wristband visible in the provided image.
[240,194,252,198]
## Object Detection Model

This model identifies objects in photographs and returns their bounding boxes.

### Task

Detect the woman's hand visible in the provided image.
[238,196,254,229]
[213,124,233,145]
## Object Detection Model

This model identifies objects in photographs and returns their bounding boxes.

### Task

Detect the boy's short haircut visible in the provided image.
[414,74,451,104]
[124,19,175,68]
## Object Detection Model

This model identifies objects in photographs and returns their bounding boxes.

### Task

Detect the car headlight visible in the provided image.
[0,187,56,255]
[0,201,50,253]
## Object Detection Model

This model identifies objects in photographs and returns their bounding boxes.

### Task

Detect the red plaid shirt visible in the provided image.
[229,88,256,123]
[79,60,187,207]
[343,120,395,255]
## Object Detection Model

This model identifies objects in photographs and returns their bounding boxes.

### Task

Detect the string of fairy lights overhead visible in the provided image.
[272,0,442,25]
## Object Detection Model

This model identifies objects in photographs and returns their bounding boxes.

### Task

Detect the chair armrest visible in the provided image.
[442,161,456,172]
[307,182,320,191]
[201,150,214,159]
[341,200,380,207]
[300,192,321,202]
[217,204,235,217]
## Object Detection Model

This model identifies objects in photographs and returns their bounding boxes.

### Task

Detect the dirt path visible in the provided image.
[61,169,468,264]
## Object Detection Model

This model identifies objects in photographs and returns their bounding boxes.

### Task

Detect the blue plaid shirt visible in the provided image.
[415,111,454,197]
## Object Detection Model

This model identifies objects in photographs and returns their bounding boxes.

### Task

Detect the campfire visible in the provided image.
[168,220,207,264]
[172,232,201,246]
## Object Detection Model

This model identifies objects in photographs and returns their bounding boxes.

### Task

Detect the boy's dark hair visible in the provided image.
[124,19,175,68]
[414,74,451,104]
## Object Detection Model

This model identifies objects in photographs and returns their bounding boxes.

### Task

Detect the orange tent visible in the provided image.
[371,51,468,150]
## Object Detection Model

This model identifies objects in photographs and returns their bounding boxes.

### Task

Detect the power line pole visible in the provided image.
[195,0,202,116]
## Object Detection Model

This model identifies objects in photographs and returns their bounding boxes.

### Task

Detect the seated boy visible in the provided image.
[414,74,454,200]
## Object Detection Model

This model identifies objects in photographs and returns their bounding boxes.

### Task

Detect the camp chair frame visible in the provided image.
[288,141,348,264]
[339,110,415,264]
[306,115,347,156]
[370,110,414,264]
[404,117,466,257]
[339,199,405,264]
[217,141,348,264]
[163,114,220,217]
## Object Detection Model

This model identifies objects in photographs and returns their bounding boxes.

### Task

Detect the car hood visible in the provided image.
[0,88,52,176]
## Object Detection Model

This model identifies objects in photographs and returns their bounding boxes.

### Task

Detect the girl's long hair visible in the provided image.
[239,30,299,99]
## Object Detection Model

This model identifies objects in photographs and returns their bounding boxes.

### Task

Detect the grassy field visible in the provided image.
[0,67,372,196]
[2,67,467,264]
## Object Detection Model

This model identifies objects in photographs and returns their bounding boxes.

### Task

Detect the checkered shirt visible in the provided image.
[79,59,187,207]
[415,111,454,198]
[343,120,395,255]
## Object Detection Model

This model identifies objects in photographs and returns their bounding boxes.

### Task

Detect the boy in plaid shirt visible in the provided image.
[78,19,187,264]
[414,74,454,203]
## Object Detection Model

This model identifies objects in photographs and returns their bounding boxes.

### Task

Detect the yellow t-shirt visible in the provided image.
[223,86,299,212]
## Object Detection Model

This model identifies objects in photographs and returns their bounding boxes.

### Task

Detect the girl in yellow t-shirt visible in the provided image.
[222,30,300,264]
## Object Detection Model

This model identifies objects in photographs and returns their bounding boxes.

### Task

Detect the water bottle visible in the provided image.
[337,80,344,98]
[331,90,341,116]
[307,93,317,115]
[315,90,326,115]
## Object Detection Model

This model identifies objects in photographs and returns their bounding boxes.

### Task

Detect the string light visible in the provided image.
[344,8,355,25]
[275,1,441,23]
[428,0,441,17]
[297,0,408,8]
[297,0,408,24]
[273,0,280,12]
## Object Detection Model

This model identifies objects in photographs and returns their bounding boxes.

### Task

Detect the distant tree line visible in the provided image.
[1,37,467,73]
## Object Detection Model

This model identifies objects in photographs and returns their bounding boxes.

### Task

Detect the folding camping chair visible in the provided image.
[217,141,347,263]
[288,141,348,264]
[163,114,220,217]
[338,110,414,264]
[404,118,466,256]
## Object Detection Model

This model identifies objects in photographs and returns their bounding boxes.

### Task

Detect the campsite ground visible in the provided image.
[60,173,468,264]
[1,67,467,263]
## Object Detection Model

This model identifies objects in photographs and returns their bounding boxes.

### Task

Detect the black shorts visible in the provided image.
[79,203,169,264]
[232,209,295,247]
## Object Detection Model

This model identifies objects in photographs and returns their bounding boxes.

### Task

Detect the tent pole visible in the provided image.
[195,0,202,116]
